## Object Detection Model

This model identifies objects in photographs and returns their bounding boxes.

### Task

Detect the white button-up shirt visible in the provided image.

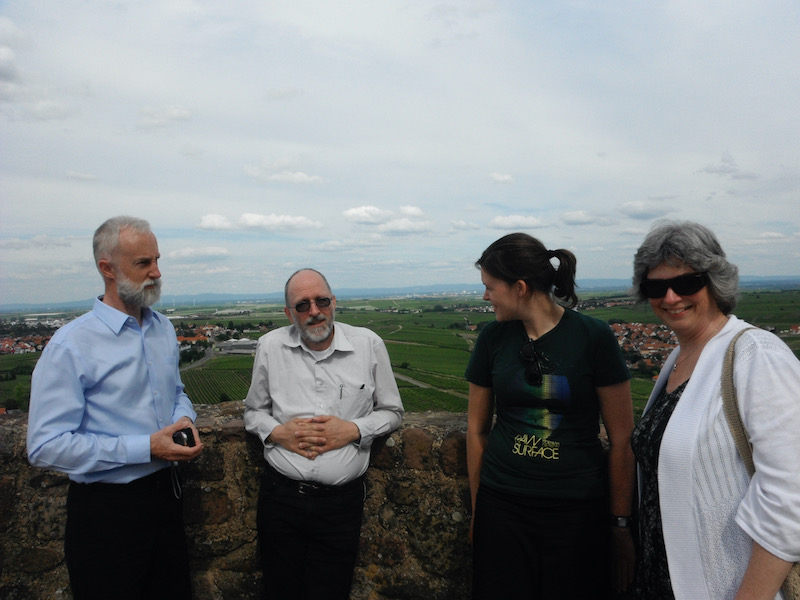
[244,322,404,485]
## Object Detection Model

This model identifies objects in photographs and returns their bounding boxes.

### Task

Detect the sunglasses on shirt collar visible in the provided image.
[639,272,709,299]
[519,340,543,387]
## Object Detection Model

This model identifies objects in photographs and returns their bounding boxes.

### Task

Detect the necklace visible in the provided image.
[672,345,701,371]
[672,318,727,372]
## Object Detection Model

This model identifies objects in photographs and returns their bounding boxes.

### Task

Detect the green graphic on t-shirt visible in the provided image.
[512,432,560,460]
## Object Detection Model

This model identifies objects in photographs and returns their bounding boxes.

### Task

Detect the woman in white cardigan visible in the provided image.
[630,221,800,600]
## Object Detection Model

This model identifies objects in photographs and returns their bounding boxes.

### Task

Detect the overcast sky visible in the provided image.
[2,1,799,305]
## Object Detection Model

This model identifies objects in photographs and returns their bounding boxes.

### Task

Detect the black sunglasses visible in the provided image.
[291,297,332,313]
[639,272,709,299]
[519,340,543,387]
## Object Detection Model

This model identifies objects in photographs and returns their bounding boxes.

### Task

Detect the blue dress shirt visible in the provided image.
[27,297,196,483]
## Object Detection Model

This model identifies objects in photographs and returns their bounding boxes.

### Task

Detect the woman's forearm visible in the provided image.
[735,541,794,600]
[607,441,635,517]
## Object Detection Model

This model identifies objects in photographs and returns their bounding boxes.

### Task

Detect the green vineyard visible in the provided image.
[182,369,252,405]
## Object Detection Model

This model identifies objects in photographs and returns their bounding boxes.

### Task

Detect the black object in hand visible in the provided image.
[172,428,196,447]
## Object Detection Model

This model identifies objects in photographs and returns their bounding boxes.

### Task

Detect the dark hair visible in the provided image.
[632,220,739,314]
[476,232,578,308]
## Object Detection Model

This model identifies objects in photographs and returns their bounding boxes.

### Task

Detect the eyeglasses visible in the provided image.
[291,297,332,313]
[639,272,709,299]
[519,340,543,387]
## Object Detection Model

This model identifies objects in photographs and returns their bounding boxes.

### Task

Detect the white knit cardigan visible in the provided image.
[642,316,800,600]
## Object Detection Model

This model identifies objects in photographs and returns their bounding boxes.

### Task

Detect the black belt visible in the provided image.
[70,467,176,492]
[264,464,364,497]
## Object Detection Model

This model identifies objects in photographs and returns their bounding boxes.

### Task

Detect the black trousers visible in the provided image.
[256,466,366,600]
[472,484,612,600]
[64,468,192,600]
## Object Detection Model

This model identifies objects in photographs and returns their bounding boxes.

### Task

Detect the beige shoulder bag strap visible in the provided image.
[721,327,757,477]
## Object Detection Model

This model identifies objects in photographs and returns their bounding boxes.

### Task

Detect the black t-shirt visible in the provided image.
[465,309,630,499]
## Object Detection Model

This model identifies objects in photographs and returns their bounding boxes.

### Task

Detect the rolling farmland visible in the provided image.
[4,290,800,417]
[176,289,800,419]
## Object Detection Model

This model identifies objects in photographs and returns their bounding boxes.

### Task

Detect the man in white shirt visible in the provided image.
[244,268,404,600]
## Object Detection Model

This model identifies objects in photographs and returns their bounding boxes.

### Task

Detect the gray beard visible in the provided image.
[296,312,334,345]
[117,275,162,308]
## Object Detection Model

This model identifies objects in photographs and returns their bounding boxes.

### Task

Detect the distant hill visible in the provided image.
[2,276,799,314]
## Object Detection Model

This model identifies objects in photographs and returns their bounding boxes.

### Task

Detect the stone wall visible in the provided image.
[0,404,472,599]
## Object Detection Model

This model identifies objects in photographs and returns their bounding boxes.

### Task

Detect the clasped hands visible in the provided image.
[270,416,360,460]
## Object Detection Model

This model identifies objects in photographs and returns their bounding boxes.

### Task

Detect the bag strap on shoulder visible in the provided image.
[721,327,758,477]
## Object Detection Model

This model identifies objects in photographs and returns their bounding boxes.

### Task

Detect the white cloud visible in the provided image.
[377,218,434,234]
[197,213,323,232]
[66,170,97,181]
[202,266,231,275]
[561,210,594,225]
[698,153,759,181]
[198,214,234,230]
[0,45,22,84]
[0,235,76,251]
[243,164,323,184]
[343,206,394,224]
[28,99,76,121]
[167,247,230,259]
[0,16,26,47]
[238,213,322,230]
[400,205,424,217]
[561,211,616,226]
[489,215,547,229]
[621,228,647,237]
[451,220,480,231]
[136,105,192,129]
[316,236,385,252]
[179,265,232,275]
[742,232,790,245]
[267,171,323,183]
[490,172,514,184]
[265,87,303,102]
[618,201,670,221]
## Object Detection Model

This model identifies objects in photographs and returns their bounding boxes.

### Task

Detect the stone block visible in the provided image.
[439,430,467,476]
[220,418,247,441]
[401,427,434,470]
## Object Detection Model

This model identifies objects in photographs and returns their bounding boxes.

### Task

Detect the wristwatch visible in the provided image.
[610,515,632,528]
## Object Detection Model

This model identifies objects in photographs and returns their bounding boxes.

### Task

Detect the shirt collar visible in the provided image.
[93,296,158,334]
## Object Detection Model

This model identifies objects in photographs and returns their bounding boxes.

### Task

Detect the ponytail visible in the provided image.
[476,233,579,308]
[548,249,578,308]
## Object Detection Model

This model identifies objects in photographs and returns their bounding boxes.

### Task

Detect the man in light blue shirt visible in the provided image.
[27,216,203,600]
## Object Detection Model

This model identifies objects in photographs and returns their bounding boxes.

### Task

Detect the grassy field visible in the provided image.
[0,353,38,410]
[3,290,799,417]
[581,289,800,329]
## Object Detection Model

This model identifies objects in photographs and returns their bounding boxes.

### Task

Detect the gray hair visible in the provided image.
[632,220,739,314]
[284,268,333,307]
[93,216,152,271]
